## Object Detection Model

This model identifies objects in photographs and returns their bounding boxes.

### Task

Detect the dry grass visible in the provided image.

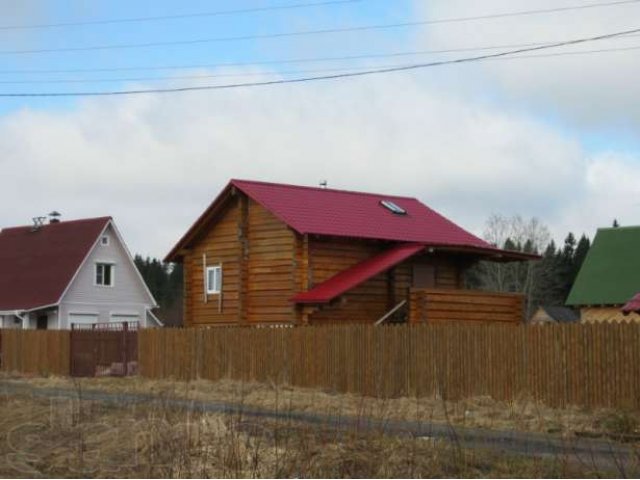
[0,390,600,478]
[5,374,639,439]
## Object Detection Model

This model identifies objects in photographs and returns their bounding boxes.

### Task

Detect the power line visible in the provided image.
[1,43,639,85]
[2,33,639,76]
[2,26,638,97]
[1,0,638,56]
[0,0,363,31]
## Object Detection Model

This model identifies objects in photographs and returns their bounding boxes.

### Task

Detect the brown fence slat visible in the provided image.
[4,323,640,410]
[135,323,640,409]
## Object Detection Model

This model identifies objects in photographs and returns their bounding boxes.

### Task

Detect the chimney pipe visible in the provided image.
[48,211,61,224]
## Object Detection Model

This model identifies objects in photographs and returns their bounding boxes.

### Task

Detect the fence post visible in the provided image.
[69,325,74,377]
[123,322,129,376]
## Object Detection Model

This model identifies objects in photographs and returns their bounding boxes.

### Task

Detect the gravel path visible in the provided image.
[1,380,637,475]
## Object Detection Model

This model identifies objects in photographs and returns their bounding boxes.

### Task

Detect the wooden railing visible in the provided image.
[409,288,525,324]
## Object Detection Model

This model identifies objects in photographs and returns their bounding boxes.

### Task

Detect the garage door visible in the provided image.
[69,313,98,329]
[110,314,140,326]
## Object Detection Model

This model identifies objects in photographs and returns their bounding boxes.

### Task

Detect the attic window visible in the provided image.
[100,235,109,246]
[380,200,407,215]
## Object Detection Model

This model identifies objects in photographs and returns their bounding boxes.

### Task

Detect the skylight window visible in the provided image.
[380,200,407,215]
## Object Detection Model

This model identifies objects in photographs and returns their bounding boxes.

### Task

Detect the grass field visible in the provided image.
[0,375,638,478]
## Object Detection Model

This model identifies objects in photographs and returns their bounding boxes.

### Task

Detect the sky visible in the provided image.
[1,0,640,258]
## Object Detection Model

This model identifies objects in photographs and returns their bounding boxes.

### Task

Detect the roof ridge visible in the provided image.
[1,216,111,233]
[231,178,418,201]
[597,225,640,231]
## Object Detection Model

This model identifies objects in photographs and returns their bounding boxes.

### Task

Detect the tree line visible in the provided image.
[134,255,183,326]
[465,214,594,318]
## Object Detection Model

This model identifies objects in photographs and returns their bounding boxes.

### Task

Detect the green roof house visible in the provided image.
[566,226,640,323]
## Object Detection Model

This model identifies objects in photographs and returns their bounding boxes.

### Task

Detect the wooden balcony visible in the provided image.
[409,288,525,324]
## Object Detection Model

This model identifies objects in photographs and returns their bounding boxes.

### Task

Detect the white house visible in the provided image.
[0,215,160,329]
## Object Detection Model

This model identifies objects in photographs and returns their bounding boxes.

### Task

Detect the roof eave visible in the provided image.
[164,182,236,262]
[425,244,540,261]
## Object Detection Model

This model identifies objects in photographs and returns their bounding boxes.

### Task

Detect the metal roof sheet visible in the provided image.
[232,179,493,247]
[0,217,110,311]
[566,226,640,306]
[166,179,538,262]
[291,243,425,304]
[622,292,640,315]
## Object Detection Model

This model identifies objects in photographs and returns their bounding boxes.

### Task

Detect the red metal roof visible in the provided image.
[0,217,110,311]
[291,243,425,304]
[622,292,640,315]
[233,179,492,247]
[166,179,535,262]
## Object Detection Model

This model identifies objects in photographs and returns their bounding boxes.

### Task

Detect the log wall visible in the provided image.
[409,288,525,324]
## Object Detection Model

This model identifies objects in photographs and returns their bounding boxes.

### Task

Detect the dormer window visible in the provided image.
[96,263,114,287]
[101,235,109,246]
[380,200,407,215]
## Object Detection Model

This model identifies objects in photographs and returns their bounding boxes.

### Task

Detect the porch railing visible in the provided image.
[409,288,525,324]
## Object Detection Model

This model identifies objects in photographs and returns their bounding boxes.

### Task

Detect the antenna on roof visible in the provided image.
[319,180,328,189]
[48,211,61,224]
[31,216,47,232]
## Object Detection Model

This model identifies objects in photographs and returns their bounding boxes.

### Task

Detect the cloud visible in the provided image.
[413,0,640,128]
[3,67,637,258]
[559,152,640,233]
[0,2,53,48]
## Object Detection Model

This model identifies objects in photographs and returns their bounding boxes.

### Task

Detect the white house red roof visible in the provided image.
[0,217,110,311]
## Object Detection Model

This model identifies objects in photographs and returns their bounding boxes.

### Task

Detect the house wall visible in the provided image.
[246,198,296,324]
[184,197,241,326]
[183,193,297,327]
[0,315,22,329]
[59,224,155,329]
[303,237,465,324]
[305,239,388,324]
[529,308,553,324]
[580,307,634,323]
[1,309,58,329]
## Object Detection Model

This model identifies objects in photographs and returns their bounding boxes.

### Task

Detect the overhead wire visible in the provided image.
[0,43,639,85]
[1,26,638,97]
[0,0,364,31]
[0,0,638,55]
[2,32,639,75]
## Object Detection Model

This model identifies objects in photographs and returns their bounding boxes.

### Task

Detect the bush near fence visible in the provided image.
[2,323,640,410]
[139,323,640,410]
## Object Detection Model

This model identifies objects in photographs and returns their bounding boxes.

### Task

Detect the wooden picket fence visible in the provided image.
[2,323,640,410]
[139,322,640,409]
[1,329,70,376]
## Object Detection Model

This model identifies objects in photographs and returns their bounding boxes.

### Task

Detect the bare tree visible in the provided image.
[466,214,552,318]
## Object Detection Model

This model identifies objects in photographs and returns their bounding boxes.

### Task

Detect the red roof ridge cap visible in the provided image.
[231,178,418,201]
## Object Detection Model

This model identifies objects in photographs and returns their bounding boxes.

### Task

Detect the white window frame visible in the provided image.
[100,235,110,246]
[206,265,222,294]
[95,262,115,287]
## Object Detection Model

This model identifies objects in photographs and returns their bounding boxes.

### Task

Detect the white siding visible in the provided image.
[0,315,21,329]
[59,223,155,329]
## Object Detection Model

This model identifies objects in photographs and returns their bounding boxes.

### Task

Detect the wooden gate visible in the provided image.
[70,322,138,377]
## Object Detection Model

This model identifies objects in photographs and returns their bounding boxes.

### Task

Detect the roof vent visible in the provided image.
[31,216,47,231]
[380,200,407,215]
[48,211,61,224]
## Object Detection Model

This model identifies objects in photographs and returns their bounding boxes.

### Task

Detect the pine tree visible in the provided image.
[134,255,184,326]
[572,235,590,280]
